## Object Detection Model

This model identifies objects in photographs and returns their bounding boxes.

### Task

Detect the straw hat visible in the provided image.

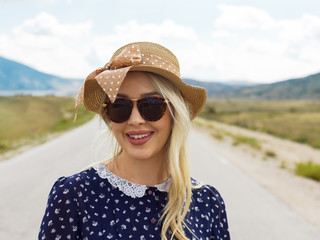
[75,42,207,120]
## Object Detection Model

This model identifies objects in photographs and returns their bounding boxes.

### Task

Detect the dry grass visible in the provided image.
[199,99,320,149]
[193,119,261,149]
[0,96,95,154]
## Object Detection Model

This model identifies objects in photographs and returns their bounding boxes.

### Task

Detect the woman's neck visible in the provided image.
[107,151,169,186]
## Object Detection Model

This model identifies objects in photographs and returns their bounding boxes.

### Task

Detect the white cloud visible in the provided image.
[113,20,197,41]
[87,20,198,69]
[211,30,234,39]
[198,4,320,82]
[215,4,276,29]
[13,12,91,38]
[90,19,197,52]
[279,14,320,42]
[0,12,93,78]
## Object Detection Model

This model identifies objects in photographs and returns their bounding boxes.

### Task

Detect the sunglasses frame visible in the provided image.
[102,96,170,123]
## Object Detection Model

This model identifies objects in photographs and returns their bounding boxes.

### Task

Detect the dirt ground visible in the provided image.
[193,118,320,230]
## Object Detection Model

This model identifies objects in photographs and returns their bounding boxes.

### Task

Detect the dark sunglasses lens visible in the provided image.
[106,99,132,123]
[138,97,167,121]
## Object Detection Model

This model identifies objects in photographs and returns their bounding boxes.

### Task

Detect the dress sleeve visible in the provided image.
[38,177,80,240]
[207,185,231,240]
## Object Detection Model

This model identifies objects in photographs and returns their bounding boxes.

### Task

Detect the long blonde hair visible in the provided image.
[99,72,196,239]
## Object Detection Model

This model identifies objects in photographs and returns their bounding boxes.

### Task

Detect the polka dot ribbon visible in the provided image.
[74,44,180,119]
[95,44,142,102]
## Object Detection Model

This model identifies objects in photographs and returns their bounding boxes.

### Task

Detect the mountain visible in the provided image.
[1,55,319,99]
[232,73,320,100]
[0,56,82,96]
[184,73,320,100]
[183,79,239,96]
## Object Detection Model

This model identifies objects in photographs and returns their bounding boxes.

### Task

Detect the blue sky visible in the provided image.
[0,0,320,83]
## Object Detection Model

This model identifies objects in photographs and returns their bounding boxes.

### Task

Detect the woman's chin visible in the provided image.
[123,149,159,162]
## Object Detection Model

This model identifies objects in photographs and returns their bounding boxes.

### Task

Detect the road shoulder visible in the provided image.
[193,118,320,230]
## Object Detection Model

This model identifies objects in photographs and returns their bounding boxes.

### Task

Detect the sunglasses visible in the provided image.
[102,96,170,123]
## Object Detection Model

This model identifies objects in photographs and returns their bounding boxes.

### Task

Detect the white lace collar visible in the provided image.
[93,164,171,198]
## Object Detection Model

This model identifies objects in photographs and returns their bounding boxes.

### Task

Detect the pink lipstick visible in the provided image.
[126,131,154,146]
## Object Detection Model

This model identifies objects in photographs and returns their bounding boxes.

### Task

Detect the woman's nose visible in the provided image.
[127,102,146,125]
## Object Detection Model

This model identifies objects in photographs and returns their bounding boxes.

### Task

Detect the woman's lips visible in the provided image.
[126,131,154,146]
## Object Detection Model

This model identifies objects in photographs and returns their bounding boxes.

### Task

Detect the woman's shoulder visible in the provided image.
[51,167,98,191]
[191,178,226,204]
[190,178,229,234]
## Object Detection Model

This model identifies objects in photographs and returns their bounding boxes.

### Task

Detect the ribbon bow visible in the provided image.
[105,46,142,70]
[74,44,142,119]
[94,44,142,102]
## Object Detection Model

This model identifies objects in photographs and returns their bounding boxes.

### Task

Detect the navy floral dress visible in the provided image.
[39,165,230,240]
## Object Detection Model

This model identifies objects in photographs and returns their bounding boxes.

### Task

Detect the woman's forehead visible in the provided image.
[117,72,160,97]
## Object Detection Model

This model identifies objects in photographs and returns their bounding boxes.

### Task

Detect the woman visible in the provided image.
[39,42,230,240]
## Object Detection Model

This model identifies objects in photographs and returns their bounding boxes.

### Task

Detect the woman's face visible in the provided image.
[110,72,172,162]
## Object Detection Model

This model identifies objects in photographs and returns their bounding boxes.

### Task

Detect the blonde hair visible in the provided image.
[98,72,198,239]
[147,72,196,240]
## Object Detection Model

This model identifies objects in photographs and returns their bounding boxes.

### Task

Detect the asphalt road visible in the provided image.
[0,119,319,240]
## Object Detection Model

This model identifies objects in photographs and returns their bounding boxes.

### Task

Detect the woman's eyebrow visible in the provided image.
[141,92,161,97]
[117,92,161,98]
[116,93,129,98]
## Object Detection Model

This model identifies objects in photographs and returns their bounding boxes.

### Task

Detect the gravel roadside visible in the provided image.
[194,117,320,230]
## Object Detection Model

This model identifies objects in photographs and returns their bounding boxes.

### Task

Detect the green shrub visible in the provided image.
[265,150,276,158]
[295,161,320,181]
[0,140,9,153]
[211,131,224,140]
[227,133,261,149]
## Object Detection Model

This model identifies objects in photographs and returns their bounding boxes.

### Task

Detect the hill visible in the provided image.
[183,78,238,96]
[186,73,320,100]
[0,56,81,96]
[1,55,319,99]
